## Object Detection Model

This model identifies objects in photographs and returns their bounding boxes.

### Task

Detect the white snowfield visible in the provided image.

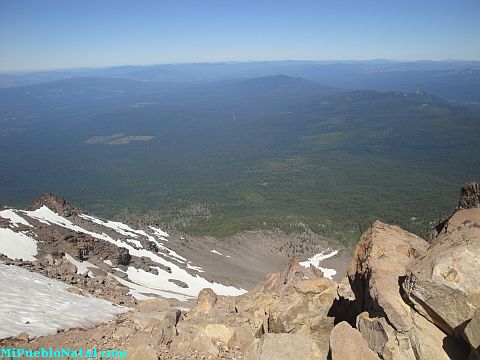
[0,265,127,340]
[14,206,246,300]
[0,209,32,228]
[210,249,223,256]
[0,228,38,261]
[300,249,339,279]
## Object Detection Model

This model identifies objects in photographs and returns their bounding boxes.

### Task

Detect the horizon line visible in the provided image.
[2,58,480,74]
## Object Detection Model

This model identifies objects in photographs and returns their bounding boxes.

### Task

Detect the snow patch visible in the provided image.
[79,214,141,238]
[24,207,113,242]
[300,249,339,279]
[22,206,243,300]
[125,267,245,301]
[210,249,223,256]
[186,263,204,273]
[149,226,170,239]
[112,274,191,301]
[0,209,32,228]
[0,228,38,261]
[0,265,127,339]
[126,239,143,248]
[64,254,97,276]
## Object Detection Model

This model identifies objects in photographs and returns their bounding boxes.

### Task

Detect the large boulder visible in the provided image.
[329,321,380,360]
[246,333,324,360]
[202,323,236,348]
[267,277,337,334]
[132,298,179,345]
[115,247,131,266]
[348,220,469,360]
[348,220,428,332]
[403,207,480,339]
[195,288,218,314]
[356,311,414,360]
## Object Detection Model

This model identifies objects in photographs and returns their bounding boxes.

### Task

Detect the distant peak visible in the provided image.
[26,193,81,217]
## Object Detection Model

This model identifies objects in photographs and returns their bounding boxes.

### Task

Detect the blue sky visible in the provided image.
[0,0,479,71]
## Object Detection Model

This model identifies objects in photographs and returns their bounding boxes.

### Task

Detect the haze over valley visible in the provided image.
[1,60,479,246]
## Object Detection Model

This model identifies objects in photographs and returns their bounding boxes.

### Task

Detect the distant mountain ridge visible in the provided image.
[1,60,479,109]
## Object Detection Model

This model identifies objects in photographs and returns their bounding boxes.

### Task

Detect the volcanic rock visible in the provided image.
[329,321,380,360]
[26,193,81,217]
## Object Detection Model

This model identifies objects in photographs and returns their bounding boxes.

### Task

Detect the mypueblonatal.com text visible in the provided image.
[1,347,127,359]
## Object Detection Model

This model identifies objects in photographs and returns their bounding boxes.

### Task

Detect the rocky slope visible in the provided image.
[1,183,479,359]
[0,194,256,306]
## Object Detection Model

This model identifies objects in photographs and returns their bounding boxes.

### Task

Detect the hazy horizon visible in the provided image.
[1,0,479,72]
[2,58,480,74]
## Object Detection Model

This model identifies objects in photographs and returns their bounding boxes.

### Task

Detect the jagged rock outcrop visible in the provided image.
[458,182,480,210]
[167,259,338,359]
[403,207,480,338]
[403,183,480,359]
[26,193,81,217]
[347,220,470,360]
[347,220,428,332]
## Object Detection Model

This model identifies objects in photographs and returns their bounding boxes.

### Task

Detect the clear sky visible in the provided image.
[0,0,479,71]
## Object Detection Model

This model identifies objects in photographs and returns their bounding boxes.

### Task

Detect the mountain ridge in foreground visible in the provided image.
[0,182,479,359]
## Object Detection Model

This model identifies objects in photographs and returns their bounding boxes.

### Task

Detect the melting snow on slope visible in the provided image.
[22,206,245,300]
[109,239,244,300]
[126,239,143,248]
[0,228,38,261]
[112,274,191,301]
[23,206,114,242]
[0,264,127,339]
[126,266,245,300]
[0,209,32,228]
[300,249,339,279]
[64,253,97,276]
[149,226,169,239]
[210,249,223,256]
[80,214,144,238]
[80,213,184,263]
